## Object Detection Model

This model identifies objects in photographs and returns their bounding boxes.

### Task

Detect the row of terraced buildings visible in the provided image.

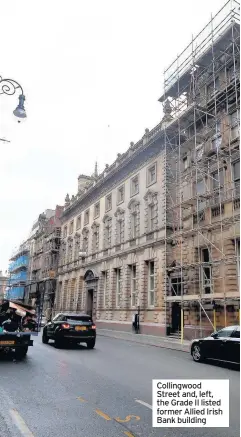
[9,2,240,340]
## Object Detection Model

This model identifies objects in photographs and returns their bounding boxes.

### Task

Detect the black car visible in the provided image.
[191,325,240,365]
[42,312,96,349]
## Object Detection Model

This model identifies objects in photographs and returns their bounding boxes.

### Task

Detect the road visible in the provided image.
[0,334,239,437]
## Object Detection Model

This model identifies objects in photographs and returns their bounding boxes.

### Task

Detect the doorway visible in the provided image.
[87,289,93,318]
[171,302,181,333]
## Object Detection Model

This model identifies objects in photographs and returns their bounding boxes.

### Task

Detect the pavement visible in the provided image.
[97,328,190,352]
[0,333,239,437]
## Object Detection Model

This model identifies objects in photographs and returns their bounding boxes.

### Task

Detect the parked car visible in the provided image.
[42,312,96,349]
[191,325,240,365]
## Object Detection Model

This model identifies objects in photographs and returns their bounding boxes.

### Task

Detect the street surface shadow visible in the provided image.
[0,352,28,363]
[47,340,96,351]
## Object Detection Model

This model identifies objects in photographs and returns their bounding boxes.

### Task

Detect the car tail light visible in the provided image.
[61,323,70,329]
[92,325,96,330]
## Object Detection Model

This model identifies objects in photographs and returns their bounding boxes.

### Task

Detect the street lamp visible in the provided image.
[0,75,27,120]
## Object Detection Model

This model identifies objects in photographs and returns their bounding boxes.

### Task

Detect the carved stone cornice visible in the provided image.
[127,198,140,209]
[82,227,89,235]
[91,221,100,230]
[114,207,125,219]
[102,213,110,223]
[144,189,158,203]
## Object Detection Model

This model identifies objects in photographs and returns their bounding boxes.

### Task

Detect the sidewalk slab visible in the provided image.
[97,328,191,353]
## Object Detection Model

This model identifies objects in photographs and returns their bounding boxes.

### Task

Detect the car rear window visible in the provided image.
[65,316,92,323]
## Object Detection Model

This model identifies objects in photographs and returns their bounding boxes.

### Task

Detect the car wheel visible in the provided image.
[15,346,28,360]
[42,331,49,344]
[86,339,96,349]
[191,343,203,362]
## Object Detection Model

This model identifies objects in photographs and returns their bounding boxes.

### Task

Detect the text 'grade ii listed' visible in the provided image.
[152,379,229,427]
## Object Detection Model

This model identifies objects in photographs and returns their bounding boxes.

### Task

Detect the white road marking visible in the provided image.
[9,409,35,437]
[135,399,152,410]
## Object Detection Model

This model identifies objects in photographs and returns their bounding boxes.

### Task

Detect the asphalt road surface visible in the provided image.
[0,334,239,437]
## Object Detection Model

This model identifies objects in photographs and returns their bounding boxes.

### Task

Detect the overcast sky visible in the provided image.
[0,0,226,271]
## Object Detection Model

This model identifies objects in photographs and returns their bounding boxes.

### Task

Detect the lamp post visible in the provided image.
[0,75,27,120]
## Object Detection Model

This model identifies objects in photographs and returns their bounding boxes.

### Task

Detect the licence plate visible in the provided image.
[75,326,86,331]
[0,341,15,345]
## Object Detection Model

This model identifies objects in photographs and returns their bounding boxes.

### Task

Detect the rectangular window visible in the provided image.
[149,204,155,231]
[232,161,240,197]
[116,268,121,307]
[117,185,124,204]
[212,169,224,202]
[131,265,137,307]
[148,261,155,306]
[116,220,124,244]
[105,194,112,212]
[207,77,220,97]
[196,179,205,194]
[94,202,100,218]
[212,136,222,151]
[63,226,67,238]
[170,277,182,296]
[200,248,211,294]
[131,213,137,238]
[183,156,188,170]
[92,227,99,253]
[74,237,80,259]
[84,209,90,225]
[235,239,240,287]
[104,219,111,249]
[227,63,236,82]
[103,271,108,308]
[130,175,139,197]
[196,179,206,210]
[68,243,73,263]
[147,163,157,186]
[195,144,204,161]
[76,215,81,230]
[230,110,238,126]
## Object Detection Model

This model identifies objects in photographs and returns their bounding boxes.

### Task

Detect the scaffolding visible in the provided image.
[162,0,240,339]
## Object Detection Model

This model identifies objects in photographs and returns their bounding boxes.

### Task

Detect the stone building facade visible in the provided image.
[56,5,240,339]
[56,124,170,335]
[26,206,63,319]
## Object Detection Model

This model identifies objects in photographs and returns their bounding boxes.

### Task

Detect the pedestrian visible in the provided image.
[132,313,136,332]
[134,312,140,334]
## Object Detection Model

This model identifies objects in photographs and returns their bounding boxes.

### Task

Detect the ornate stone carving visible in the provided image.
[91,222,100,252]
[127,199,140,212]
[82,227,89,253]
[102,213,110,223]
[65,194,70,206]
[103,215,112,248]
[114,207,125,219]
[144,189,158,204]
[162,99,173,123]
